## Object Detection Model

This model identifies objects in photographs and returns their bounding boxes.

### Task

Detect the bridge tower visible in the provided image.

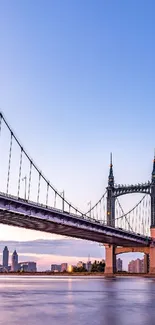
[105,153,116,274]
[150,154,155,273]
[105,153,155,275]
[107,153,115,227]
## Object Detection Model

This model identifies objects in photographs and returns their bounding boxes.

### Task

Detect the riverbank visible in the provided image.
[0,272,155,277]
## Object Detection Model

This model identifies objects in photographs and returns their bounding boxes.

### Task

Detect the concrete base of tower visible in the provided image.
[104,244,116,275]
[149,250,155,274]
[144,253,149,274]
[149,228,155,274]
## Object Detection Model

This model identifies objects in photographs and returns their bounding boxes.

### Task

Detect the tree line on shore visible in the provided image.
[72,260,105,273]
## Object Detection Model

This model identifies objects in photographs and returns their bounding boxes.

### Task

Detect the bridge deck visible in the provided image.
[0,193,151,247]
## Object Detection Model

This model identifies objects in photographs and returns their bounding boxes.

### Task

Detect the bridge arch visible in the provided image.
[115,247,150,274]
[114,185,151,198]
[115,247,149,255]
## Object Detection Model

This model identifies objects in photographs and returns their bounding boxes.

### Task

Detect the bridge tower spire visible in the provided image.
[107,153,115,227]
[108,153,114,186]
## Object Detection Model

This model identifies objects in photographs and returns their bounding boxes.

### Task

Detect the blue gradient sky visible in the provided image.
[0,1,155,268]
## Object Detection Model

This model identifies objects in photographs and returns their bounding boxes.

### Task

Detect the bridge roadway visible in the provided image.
[0,193,152,247]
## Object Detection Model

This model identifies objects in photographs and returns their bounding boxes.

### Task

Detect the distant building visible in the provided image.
[3,246,9,270]
[137,259,144,273]
[77,261,83,268]
[0,265,4,273]
[128,260,135,273]
[116,258,123,272]
[11,250,18,272]
[61,263,68,272]
[0,265,11,273]
[83,263,86,270]
[51,264,61,272]
[86,261,92,271]
[128,258,144,273]
[18,262,37,272]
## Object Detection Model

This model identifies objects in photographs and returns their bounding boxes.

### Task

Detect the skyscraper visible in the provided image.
[128,258,144,273]
[11,250,18,272]
[116,258,123,272]
[18,262,37,272]
[51,264,61,272]
[86,261,92,272]
[61,263,68,272]
[3,246,9,270]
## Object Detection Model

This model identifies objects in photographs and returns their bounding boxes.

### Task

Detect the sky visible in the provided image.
[0,0,155,270]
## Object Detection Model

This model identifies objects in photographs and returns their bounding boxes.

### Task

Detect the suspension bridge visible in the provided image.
[0,112,155,274]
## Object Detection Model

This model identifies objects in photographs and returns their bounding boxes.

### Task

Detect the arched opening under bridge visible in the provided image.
[115,249,149,274]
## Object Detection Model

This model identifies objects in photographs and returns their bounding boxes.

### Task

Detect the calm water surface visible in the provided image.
[0,276,155,325]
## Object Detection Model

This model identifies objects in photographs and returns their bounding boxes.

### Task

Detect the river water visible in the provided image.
[0,276,155,325]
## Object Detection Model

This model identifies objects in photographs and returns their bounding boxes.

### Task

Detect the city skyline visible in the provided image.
[0,246,37,272]
[0,244,105,272]
[0,243,147,273]
[0,239,144,271]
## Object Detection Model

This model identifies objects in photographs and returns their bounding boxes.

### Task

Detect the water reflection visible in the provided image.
[0,276,155,324]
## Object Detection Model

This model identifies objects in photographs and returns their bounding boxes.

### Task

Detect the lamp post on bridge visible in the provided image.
[22,176,27,200]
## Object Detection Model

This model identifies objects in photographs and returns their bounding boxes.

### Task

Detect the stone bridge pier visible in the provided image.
[104,234,155,275]
[104,244,116,274]
[149,228,155,274]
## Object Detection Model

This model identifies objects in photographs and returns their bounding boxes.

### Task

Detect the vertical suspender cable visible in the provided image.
[6,132,13,194]
[17,148,23,197]
[46,182,49,206]
[28,161,32,201]
[100,200,101,221]
[54,192,57,208]
[96,205,98,220]
[37,173,41,203]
